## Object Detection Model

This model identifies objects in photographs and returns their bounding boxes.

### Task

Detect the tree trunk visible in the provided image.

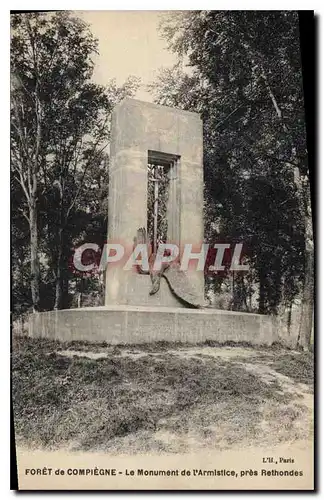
[62,269,70,309]
[29,202,40,311]
[233,274,247,311]
[230,271,234,310]
[54,224,71,310]
[287,301,293,336]
[61,234,70,309]
[297,251,314,350]
[297,176,314,350]
[54,227,63,310]
[297,216,314,350]
[258,268,267,314]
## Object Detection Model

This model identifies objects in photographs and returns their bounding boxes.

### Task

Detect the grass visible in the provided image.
[12,336,314,454]
[234,350,314,388]
[267,352,314,387]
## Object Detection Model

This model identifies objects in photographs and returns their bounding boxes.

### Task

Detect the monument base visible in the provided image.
[28,306,278,346]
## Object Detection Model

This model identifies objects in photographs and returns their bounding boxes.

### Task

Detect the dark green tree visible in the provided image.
[11,11,139,312]
[150,11,312,346]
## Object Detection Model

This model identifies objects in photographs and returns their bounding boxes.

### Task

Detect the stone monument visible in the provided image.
[106,98,204,308]
[28,98,278,346]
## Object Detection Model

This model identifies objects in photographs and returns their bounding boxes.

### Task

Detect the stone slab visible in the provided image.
[28,306,278,346]
[105,274,185,308]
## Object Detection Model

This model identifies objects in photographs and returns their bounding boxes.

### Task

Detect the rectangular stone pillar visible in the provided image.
[105,98,204,307]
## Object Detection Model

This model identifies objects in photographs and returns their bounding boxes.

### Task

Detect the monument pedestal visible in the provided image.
[28,306,278,346]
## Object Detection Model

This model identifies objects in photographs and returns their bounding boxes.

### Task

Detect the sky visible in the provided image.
[78,11,178,102]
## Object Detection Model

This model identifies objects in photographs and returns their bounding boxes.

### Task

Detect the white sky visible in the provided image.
[78,11,178,102]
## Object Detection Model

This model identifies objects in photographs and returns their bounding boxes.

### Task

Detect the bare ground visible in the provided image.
[12,337,313,455]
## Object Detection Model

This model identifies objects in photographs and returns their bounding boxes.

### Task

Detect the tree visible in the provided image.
[151,11,312,344]
[11,12,140,312]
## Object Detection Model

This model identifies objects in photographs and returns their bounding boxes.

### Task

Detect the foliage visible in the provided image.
[151,11,309,314]
[11,11,139,313]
